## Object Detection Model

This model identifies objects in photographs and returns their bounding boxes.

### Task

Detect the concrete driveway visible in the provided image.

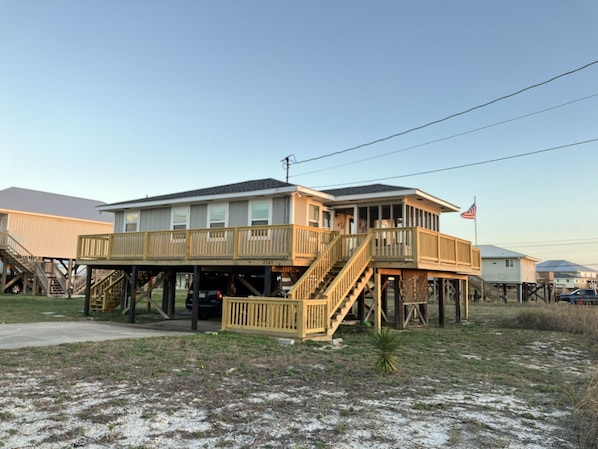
[0,317,222,349]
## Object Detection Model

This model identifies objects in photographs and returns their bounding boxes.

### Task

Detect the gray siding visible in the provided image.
[139,208,170,231]
[229,200,248,227]
[190,204,207,228]
[272,197,289,225]
[114,212,125,232]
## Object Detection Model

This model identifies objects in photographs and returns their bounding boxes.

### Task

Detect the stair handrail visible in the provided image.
[33,261,50,295]
[0,231,37,271]
[90,270,124,299]
[49,263,68,294]
[287,234,344,300]
[322,233,373,319]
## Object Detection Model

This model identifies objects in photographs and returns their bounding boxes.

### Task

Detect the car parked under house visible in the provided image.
[77,178,481,340]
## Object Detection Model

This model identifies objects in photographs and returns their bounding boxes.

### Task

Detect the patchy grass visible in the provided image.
[0,299,596,448]
[0,292,189,324]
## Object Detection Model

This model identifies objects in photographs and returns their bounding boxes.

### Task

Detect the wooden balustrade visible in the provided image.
[287,234,342,300]
[222,296,328,338]
[77,225,480,273]
[324,234,373,316]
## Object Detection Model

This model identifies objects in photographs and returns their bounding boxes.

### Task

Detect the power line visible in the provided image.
[312,138,598,188]
[292,58,598,165]
[290,93,598,178]
[495,237,598,247]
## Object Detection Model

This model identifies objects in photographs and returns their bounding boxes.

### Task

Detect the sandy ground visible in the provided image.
[0,338,585,449]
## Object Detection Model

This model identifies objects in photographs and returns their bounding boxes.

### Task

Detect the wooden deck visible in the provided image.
[77,224,481,273]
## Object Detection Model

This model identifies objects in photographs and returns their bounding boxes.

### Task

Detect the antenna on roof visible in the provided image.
[281,154,296,183]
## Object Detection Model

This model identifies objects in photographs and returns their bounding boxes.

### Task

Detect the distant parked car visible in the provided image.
[185,289,224,319]
[559,288,598,305]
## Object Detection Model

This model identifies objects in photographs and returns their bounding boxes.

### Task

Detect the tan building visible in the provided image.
[0,187,113,295]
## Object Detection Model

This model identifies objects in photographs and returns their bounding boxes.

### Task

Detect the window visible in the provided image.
[124,211,139,232]
[208,204,227,228]
[308,204,320,227]
[171,206,189,230]
[505,259,514,268]
[250,201,270,226]
[208,204,227,238]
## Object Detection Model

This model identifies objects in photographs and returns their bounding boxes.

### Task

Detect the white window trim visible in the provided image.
[171,206,190,230]
[248,199,272,226]
[307,202,321,228]
[124,210,140,233]
[208,203,228,228]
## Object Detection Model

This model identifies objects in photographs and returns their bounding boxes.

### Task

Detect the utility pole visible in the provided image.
[281,154,295,183]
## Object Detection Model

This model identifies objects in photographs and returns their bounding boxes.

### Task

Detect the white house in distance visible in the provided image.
[536,260,597,292]
[478,245,540,302]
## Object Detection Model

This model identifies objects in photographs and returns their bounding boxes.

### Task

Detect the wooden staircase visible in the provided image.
[288,232,374,339]
[89,270,125,312]
[0,231,50,295]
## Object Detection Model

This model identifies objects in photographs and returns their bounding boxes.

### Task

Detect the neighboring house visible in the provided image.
[478,245,540,302]
[0,187,113,295]
[536,260,598,292]
[78,178,481,340]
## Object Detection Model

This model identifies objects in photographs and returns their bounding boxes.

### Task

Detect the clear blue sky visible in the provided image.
[1,1,597,266]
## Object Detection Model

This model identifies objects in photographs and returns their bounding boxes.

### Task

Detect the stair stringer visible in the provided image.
[318,234,374,338]
[325,268,374,337]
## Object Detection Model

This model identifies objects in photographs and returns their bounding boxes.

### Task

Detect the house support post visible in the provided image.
[395,276,403,329]
[191,266,200,331]
[518,283,522,303]
[66,259,74,298]
[373,269,381,332]
[161,272,170,313]
[438,278,446,328]
[381,276,388,322]
[1,263,7,294]
[464,277,469,321]
[453,279,461,323]
[83,267,92,316]
[167,271,176,318]
[263,266,272,296]
[128,266,138,323]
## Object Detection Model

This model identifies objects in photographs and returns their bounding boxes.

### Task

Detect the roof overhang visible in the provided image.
[97,185,306,211]
[327,188,459,213]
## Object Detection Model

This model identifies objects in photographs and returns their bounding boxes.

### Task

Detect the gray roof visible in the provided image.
[106,178,295,207]
[478,244,538,260]
[100,178,458,213]
[322,184,413,196]
[536,259,596,273]
[0,187,112,223]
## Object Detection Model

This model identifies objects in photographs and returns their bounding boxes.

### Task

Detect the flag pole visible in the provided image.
[474,195,478,247]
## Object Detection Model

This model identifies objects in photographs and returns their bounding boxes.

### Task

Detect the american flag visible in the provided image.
[460,202,477,220]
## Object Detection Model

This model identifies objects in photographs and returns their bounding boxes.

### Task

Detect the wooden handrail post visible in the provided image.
[186,229,191,259]
[412,227,419,263]
[297,300,305,339]
[108,235,114,259]
[144,233,150,260]
[233,227,240,259]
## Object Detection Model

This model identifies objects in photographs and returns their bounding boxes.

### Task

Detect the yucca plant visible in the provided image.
[370,327,401,373]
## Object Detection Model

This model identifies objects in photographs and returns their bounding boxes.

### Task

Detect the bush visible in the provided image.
[370,327,401,373]
[573,369,598,449]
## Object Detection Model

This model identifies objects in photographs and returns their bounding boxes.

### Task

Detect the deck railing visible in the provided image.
[223,297,328,338]
[77,225,480,271]
[78,225,334,262]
